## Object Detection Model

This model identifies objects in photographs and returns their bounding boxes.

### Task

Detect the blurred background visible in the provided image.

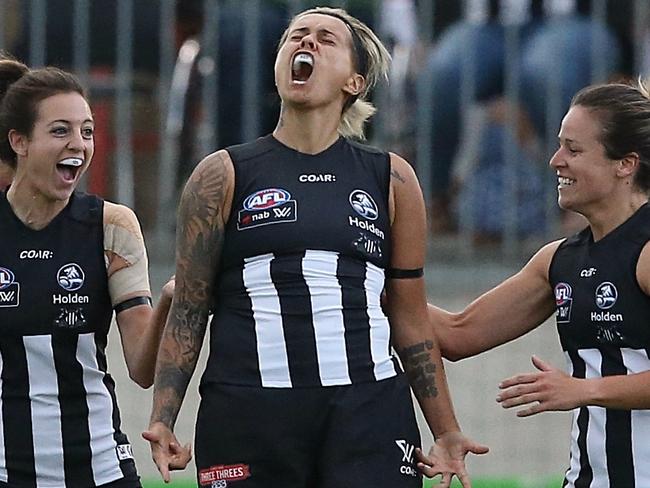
[2,0,648,485]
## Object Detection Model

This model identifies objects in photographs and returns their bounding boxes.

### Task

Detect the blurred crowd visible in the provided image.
[2,0,645,242]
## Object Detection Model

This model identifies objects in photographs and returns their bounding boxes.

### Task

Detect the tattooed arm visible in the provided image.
[143,150,234,482]
[386,153,487,488]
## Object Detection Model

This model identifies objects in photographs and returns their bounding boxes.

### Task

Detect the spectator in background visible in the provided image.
[418,0,633,237]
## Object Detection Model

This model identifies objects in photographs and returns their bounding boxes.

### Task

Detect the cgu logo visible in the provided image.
[243,188,291,211]
[0,267,15,290]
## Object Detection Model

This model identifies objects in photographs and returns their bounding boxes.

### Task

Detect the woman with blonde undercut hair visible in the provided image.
[145,7,487,488]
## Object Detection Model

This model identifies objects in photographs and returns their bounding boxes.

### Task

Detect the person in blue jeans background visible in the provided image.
[418,0,632,235]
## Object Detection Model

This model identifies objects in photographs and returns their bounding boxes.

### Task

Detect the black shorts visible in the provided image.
[195,374,421,488]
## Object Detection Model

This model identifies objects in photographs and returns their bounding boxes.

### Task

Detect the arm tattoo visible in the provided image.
[390,168,406,184]
[151,153,228,427]
[398,340,439,398]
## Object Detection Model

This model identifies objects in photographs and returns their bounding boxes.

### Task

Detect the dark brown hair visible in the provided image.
[572,80,650,193]
[0,58,87,167]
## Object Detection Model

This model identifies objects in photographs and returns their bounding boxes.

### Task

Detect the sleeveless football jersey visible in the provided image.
[0,191,137,487]
[203,135,400,388]
[549,203,650,487]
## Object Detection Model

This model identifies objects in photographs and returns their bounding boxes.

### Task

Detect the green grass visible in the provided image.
[142,476,564,487]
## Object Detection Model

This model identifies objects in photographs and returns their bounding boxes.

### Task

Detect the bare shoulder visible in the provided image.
[524,239,565,280]
[180,149,235,221]
[637,241,650,296]
[388,152,418,186]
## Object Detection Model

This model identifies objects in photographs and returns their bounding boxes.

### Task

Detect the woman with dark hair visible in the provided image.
[144,6,486,488]
[0,58,178,487]
[427,80,650,487]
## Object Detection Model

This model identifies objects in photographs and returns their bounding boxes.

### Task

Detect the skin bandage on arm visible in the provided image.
[103,202,151,308]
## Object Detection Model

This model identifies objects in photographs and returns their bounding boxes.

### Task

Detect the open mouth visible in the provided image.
[291,52,314,84]
[56,157,83,183]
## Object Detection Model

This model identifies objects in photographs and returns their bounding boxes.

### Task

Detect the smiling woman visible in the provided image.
[0,58,181,487]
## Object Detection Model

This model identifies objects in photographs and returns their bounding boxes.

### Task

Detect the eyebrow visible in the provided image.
[48,118,94,125]
[289,26,341,39]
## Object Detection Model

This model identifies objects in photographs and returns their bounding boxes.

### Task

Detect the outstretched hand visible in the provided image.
[416,431,489,487]
[142,423,192,483]
[497,355,583,417]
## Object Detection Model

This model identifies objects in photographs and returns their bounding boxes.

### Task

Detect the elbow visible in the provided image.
[128,368,154,389]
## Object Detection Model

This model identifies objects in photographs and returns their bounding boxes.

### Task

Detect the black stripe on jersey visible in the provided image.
[601,347,635,487]
[567,350,593,488]
[52,333,94,487]
[270,253,320,387]
[0,337,36,487]
[337,256,374,383]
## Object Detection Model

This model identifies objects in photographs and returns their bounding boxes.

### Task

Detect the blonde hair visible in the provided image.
[279,7,391,139]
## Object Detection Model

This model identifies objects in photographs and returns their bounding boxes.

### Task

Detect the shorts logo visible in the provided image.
[0,267,19,307]
[395,440,418,477]
[199,464,251,487]
[554,282,573,324]
[238,188,297,230]
[57,263,85,291]
[595,281,617,309]
[349,189,378,220]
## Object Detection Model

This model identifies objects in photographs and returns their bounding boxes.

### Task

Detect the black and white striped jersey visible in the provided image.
[549,203,650,487]
[0,191,138,487]
[203,135,399,388]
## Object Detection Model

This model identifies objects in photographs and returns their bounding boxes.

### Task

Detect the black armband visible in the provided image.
[114,296,152,314]
[385,267,424,279]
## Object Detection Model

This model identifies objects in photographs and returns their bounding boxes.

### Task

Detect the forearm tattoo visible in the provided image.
[398,340,439,398]
[151,153,228,427]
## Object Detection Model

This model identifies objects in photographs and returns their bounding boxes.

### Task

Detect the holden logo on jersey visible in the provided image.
[349,189,378,220]
[395,440,418,477]
[554,282,573,323]
[595,281,617,310]
[238,188,297,230]
[0,267,19,308]
[57,263,85,291]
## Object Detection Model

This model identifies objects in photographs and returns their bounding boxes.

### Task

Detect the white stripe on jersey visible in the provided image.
[24,335,65,487]
[622,348,650,484]
[302,251,350,386]
[77,333,123,486]
[0,354,6,483]
[365,262,396,380]
[581,348,610,487]
[244,254,292,387]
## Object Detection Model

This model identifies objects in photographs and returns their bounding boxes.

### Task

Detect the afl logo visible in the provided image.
[554,283,572,305]
[349,189,378,220]
[57,263,85,291]
[243,188,291,211]
[0,267,15,290]
[595,281,617,310]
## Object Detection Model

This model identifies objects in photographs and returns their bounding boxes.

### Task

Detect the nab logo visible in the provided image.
[349,189,378,220]
[57,263,85,291]
[238,188,297,230]
[595,281,617,310]
[554,283,573,324]
[243,188,291,210]
[0,267,19,307]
